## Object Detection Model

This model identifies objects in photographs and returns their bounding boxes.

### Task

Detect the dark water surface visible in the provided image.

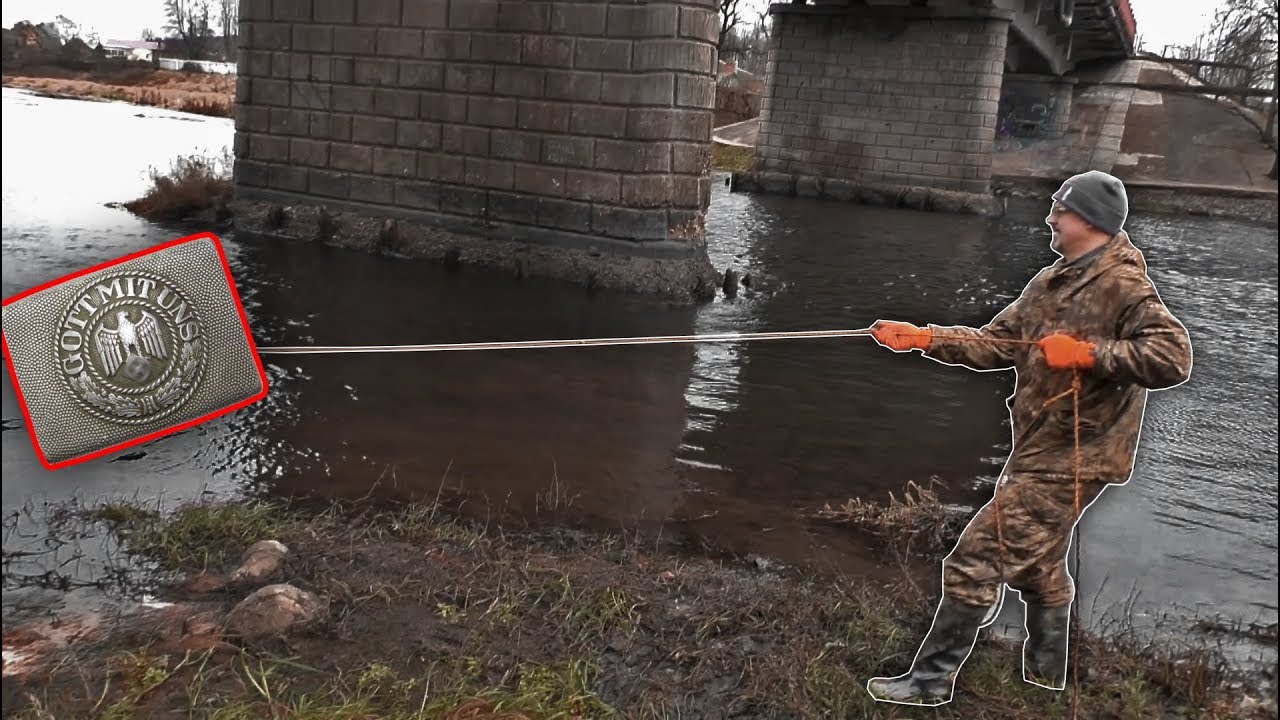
[3,88,1276,668]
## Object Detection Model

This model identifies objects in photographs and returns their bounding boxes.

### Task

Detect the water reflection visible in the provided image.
[234,239,702,527]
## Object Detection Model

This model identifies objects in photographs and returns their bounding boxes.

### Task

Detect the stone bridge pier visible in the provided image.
[231,0,721,303]
[732,3,1015,214]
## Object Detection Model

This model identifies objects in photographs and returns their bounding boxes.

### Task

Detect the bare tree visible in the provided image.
[219,0,238,60]
[721,11,773,74]
[1181,0,1277,162]
[719,0,744,55]
[54,14,100,45]
[163,0,214,60]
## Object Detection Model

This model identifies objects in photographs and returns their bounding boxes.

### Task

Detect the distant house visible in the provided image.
[102,39,162,62]
[718,59,765,95]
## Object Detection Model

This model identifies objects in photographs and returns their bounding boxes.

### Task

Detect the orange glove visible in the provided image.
[871,320,933,352]
[1038,333,1097,370]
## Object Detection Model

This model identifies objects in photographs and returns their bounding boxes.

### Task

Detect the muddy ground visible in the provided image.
[2,493,1274,720]
[1,65,232,117]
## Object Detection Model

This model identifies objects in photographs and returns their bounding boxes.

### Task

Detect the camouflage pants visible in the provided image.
[942,473,1110,609]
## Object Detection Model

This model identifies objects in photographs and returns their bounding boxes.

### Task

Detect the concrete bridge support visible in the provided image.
[733,3,1014,214]
[231,0,720,303]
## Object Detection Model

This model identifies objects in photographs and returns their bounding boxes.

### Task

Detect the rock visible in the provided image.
[184,571,229,594]
[748,554,782,573]
[443,246,462,271]
[225,584,326,641]
[722,268,739,298]
[230,540,289,584]
[182,610,222,638]
[142,603,237,657]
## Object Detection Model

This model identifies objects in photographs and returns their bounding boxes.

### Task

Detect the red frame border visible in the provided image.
[1,231,271,471]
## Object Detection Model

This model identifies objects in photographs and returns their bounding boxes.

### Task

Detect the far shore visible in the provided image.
[7,63,1273,225]
[2,64,232,117]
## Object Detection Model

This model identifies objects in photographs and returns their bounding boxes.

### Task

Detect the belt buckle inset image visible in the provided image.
[2,232,269,470]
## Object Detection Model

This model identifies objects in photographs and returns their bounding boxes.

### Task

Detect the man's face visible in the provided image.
[1045,201,1091,256]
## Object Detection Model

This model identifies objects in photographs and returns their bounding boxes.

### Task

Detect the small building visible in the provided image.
[717,59,766,94]
[102,39,162,62]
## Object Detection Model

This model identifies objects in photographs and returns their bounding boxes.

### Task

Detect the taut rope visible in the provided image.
[255,328,877,355]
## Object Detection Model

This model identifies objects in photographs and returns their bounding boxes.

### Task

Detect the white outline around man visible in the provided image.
[863,170,1193,706]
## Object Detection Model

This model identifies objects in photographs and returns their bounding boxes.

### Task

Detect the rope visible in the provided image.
[1071,369,1083,719]
[255,328,877,355]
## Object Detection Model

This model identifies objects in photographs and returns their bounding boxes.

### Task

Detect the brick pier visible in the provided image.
[731,3,1013,215]
[231,0,721,303]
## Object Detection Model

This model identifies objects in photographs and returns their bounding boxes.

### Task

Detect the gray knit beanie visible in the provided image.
[1051,170,1129,235]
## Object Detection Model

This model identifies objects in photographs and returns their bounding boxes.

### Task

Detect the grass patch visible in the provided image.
[3,66,234,117]
[123,151,233,223]
[86,498,298,573]
[811,478,968,558]
[9,647,614,720]
[4,495,1275,720]
[712,142,754,173]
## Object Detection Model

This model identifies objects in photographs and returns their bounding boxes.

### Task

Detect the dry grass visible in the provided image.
[712,142,754,173]
[811,479,969,558]
[123,151,234,223]
[2,66,233,117]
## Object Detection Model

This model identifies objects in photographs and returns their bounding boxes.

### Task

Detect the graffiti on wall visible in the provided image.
[996,77,1064,140]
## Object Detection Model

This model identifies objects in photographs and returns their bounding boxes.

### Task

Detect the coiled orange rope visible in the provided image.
[927,333,1086,717]
[1071,368,1083,719]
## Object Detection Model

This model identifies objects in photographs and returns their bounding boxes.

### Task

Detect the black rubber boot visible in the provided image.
[866,596,992,706]
[1023,602,1072,690]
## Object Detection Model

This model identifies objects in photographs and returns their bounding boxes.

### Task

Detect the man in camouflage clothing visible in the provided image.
[864,170,1193,706]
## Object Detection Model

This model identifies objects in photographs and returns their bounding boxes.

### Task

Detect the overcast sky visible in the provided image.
[0,0,1234,54]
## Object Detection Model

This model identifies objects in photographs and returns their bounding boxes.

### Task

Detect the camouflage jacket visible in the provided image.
[923,231,1193,482]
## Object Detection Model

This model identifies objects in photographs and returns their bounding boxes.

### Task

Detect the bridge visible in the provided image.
[738,0,1137,205]
[230,0,1137,303]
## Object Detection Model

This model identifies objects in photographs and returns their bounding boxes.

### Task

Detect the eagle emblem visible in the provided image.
[95,309,167,382]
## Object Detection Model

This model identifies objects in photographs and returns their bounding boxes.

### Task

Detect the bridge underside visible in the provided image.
[737,1,1131,211]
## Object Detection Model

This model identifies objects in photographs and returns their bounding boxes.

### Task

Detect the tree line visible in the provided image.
[146,0,238,62]
[717,0,772,74]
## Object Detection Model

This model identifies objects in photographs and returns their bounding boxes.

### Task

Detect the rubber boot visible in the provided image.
[1023,602,1072,690]
[866,596,991,706]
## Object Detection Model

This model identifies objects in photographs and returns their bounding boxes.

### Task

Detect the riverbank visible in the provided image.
[992,174,1280,225]
[3,494,1274,719]
[0,65,232,117]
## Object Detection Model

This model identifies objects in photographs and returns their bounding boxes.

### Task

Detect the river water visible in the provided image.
[3,87,1276,670]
